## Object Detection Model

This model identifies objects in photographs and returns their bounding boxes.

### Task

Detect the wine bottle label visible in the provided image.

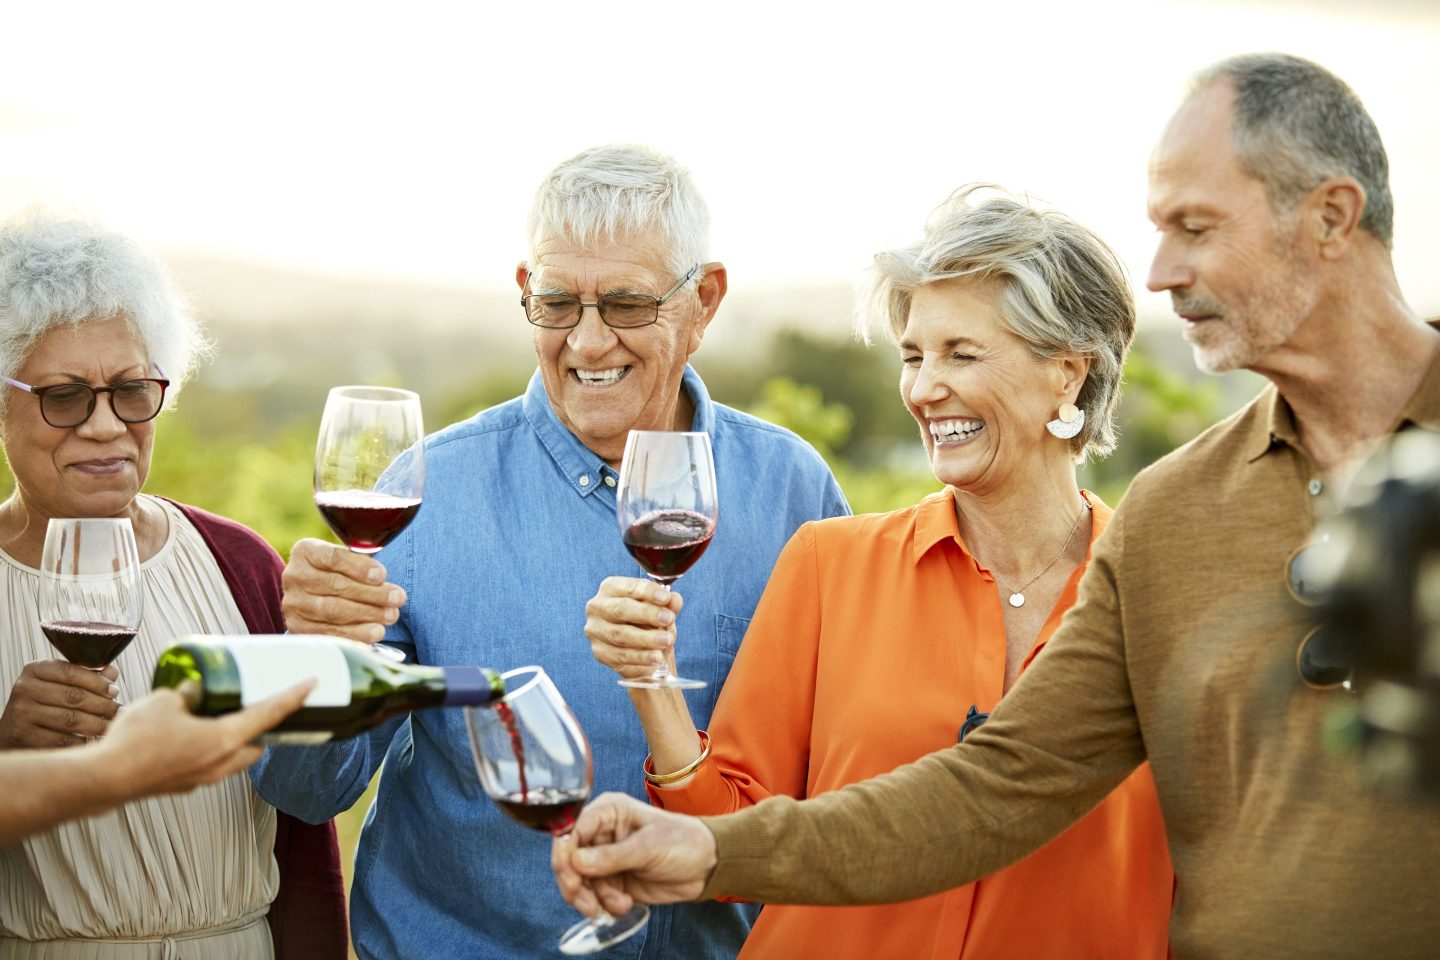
[228,637,353,707]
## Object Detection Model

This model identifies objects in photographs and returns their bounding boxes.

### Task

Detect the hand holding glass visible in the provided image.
[38,518,143,669]
[616,430,717,690]
[466,667,649,955]
[314,386,424,662]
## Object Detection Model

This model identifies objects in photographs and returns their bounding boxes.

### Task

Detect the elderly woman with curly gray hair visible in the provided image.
[0,214,345,960]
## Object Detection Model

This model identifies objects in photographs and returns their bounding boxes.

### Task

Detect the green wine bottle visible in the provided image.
[152,635,506,744]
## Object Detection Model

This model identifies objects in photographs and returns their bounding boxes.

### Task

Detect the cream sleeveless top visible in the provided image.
[0,496,278,958]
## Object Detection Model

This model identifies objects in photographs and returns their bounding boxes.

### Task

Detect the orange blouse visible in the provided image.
[650,489,1173,959]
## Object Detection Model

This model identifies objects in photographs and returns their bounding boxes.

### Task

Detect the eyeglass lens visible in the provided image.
[43,381,165,427]
[526,295,659,328]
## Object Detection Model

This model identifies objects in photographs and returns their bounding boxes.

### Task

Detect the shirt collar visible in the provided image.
[911,486,1111,566]
[521,364,715,499]
[1246,317,1440,463]
[1244,385,1293,463]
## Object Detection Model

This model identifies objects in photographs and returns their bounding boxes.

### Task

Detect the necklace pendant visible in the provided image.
[1009,592,1025,608]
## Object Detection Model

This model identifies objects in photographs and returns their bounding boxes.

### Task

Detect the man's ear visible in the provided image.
[1310,177,1366,260]
[515,262,531,292]
[687,263,728,354]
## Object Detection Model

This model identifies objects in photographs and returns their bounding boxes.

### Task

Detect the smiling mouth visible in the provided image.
[572,366,631,387]
[929,419,985,444]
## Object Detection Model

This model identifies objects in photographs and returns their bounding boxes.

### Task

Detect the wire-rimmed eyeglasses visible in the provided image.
[4,365,170,429]
[521,264,700,329]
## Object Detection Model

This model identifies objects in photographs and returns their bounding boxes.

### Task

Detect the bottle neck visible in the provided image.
[439,666,505,707]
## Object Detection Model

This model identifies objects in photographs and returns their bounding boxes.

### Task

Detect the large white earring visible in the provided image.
[1046,402,1085,440]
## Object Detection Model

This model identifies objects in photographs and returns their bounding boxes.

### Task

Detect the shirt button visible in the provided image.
[604,475,616,487]
[1307,478,1323,496]
[579,476,590,487]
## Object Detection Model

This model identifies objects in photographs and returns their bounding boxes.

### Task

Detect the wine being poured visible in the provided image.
[152,635,505,744]
[466,667,650,955]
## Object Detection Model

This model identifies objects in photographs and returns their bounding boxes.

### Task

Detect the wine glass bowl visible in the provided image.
[465,667,650,955]
[466,667,591,835]
[314,386,424,661]
[615,430,718,689]
[38,517,143,669]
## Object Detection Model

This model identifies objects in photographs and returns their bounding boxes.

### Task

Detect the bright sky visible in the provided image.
[1,0,1437,320]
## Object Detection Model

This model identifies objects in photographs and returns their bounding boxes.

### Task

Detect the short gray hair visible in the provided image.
[0,212,207,415]
[860,185,1136,462]
[1192,53,1392,246]
[527,144,710,279]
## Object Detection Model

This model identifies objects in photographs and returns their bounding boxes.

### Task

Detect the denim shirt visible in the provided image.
[252,366,849,960]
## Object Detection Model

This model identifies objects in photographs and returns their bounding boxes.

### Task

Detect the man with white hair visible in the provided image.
[549,54,1440,959]
[252,145,848,959]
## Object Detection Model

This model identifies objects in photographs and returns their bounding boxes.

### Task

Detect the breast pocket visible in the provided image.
[691,613,750,725]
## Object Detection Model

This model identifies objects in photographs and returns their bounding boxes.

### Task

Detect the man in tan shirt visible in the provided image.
[551,53,1440,959]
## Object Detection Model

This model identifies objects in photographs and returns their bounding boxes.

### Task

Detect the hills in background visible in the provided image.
[165,252,1268,441]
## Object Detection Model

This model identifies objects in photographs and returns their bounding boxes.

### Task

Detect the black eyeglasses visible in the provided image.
[4,366,170,429]
[1286,536,1353,691]
[521,264,700,329]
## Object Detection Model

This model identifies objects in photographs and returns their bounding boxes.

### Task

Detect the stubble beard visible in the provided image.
[1181,238,1316,376]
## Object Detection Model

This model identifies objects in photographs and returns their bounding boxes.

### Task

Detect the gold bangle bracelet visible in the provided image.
[644,730,712,787]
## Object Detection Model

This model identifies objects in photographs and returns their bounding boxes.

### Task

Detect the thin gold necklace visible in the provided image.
[992,500,1091,608]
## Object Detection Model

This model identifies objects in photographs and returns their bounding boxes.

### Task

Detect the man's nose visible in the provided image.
[567,305,618,358]
[1146,239,1194,293]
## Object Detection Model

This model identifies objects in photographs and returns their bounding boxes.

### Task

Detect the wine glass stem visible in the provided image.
[652,575,678,681]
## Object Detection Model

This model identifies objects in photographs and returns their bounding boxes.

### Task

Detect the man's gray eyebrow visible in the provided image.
[531,283,653,297]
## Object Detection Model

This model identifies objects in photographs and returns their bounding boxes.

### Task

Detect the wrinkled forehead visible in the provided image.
[527,231,677,293]
[19,315,146,373]
[1146,83,1251,220]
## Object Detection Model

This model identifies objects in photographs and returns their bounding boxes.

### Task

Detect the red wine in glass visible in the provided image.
[623,509,715,584]
[466,667,649,955]
[315,386,425,662]
[615,431,718,690]
[495,786,589,835]
[38,518,143,670]
[315,490,422,554]
[40,620,137,669]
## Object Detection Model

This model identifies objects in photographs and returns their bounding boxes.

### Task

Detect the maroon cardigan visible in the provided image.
[167,500,349,960]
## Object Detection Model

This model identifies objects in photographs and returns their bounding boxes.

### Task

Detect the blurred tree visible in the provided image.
[1079,346,1224,504]
[747,377,853,458]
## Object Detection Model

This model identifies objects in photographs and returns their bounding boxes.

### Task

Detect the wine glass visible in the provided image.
[38,517,143,669]
[465,667,650,955]
[615,430,717,690]
[314,386,424,663]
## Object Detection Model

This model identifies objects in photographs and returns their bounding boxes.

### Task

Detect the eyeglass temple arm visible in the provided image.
[2,362,168,393]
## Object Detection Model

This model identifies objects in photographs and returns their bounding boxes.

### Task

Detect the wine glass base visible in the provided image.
[558,905,650,955]
[618,674,707,690]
